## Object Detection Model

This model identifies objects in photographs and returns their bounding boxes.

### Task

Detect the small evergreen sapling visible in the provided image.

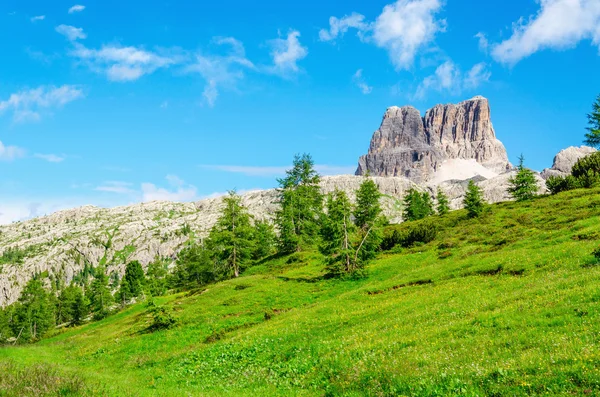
[463,180,485,218]
[508,155,538,201]
[436,187,450,215]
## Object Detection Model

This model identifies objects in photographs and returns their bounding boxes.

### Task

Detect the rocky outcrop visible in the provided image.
[0,173,537,307]
[540,146,597,179]
[357,96,512,182]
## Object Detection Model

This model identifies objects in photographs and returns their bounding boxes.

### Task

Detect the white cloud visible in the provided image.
[319,13,368,42]
[56,25,87,41]
[141,175,197,202]
[415,60,490,99]
[95,181,135,195]
[200,164,356,177]
[352,69,373,94]
[0,141,25,161]
[34,153,66,163]
[186,37,255,107]
[267,30,308,76]
[68,5,85,13]
[319,0,445,70]
[31,15,45,22]
[475,32,489,52]
[0,85,84,122]
[492,0,600,65]
[69,43,177,82]
[373,0,446,70]
[464,62,492,89]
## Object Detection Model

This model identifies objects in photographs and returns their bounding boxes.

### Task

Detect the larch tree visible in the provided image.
[275,154,324,253]
[208,191,253,278]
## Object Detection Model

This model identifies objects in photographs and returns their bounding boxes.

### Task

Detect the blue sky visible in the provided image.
[1,0,600,223]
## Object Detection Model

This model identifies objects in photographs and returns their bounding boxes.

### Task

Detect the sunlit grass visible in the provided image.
[2,188,600,396]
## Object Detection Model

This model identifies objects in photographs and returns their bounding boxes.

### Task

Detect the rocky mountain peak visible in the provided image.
[357,96,512,183]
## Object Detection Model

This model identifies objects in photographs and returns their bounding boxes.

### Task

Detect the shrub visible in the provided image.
[546,175,580,194]
[404,221,438,247]
[572,151,600,180]
[381,221,438,250]
[147,300,176,331]
[593,247,600,262]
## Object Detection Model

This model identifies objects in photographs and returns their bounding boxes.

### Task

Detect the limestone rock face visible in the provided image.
[357,96,512,182]
[0,172,547,307]
[540,146,597,179]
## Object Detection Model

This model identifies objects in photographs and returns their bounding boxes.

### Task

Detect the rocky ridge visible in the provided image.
[356,96,512,182]
[0,172,548,307]
[540,146,597,179]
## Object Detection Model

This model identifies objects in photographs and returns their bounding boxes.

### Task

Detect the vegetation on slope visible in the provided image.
[2,187,600,396]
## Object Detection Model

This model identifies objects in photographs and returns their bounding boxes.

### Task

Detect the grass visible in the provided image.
[2,188,600,396]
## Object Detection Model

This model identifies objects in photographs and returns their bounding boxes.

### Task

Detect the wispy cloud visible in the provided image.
[141,175,197,202]
[56,25,87,41]
[266,30,308,76]
[186,37,255,106]
[0,85,85,123]
[31,15,45,22]
[0,141,25,161]
[352,69,373,94]
[491,0,600,65]
[34,153,66,163]
[200,164,356,177]
[95,181,136,195]
[414,61,491,99]
[68,43,178,82]
[68,5,86,14]
[319,0,446,70]
[319,13,368,42]
[475,32,489,53]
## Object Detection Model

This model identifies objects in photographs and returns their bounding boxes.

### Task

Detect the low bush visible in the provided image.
[381,221,438,250]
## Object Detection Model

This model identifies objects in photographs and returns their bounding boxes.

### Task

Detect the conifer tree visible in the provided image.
[57,284,88,325]
[88,267,113,320]
[320,190,355,275]
[275,154,323,253]
[403,188,434,221]
[584,94,600,149]
[436,187,450,215]
[12,279,55,342]
[353,178,384,266]
[508,155,538,201]
[145,258,169,297]
[170,243,215,288]
[463,180,485,218]
[208,191,253,278]
[117,260,146,304]
[0,306,13,343]
[251,220,276,260]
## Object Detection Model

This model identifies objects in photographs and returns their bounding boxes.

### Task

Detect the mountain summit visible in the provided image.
[356,96,512,183]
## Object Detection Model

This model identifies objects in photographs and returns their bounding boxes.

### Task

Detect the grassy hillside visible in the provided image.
[2,188,600,396]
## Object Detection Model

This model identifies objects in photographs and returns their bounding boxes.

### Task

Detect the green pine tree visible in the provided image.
[170,243,215,289]
[275,154,324,253]
[251,220,276,260]
[403,188,434,221]
[584,94,600,149]
[117,260,146,305]
[88,267,113,320]
[352,178,384,273]
[0,306,14,343]
[508,155,538,201]
[320,189,355,276]
[11,279,56,342]
[436,187,450,215]
[145,258,169,297]
[208,191,254,278]
[463,180,485,218]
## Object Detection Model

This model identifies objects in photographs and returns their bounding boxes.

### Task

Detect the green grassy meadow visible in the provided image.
[2,188,600,396]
